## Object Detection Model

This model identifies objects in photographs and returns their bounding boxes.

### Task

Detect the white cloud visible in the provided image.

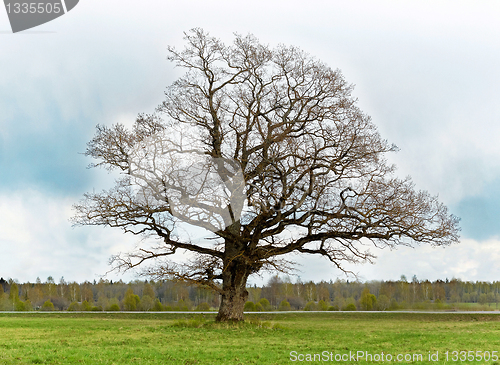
[2,0,500,283]
[249,238,500,285]
[342,238,500,283]
[1,188,499,285]
[0,189,139,283]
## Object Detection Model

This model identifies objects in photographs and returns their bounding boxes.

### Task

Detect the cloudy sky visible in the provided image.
[1,0,500,285]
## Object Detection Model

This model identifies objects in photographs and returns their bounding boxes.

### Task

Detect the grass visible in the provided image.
[0,312,499,364]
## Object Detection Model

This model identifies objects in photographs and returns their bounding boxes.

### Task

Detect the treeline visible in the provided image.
[245,275,500,311]
[0,277,218,311]
[1,275,500,312]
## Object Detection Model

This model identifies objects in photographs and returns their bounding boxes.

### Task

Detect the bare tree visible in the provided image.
[72,29,460,321]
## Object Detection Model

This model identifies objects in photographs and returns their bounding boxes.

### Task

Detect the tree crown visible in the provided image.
[73,29,460,291]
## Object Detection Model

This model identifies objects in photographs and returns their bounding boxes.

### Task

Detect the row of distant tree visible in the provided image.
[1,275,500,312]
[245,275,500,311]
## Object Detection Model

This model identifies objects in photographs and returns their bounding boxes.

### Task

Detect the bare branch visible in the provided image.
[74,29,460,321]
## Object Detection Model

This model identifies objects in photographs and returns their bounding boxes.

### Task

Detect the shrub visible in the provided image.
[176,299,189,311]
[91,306,103,311]
[106,303,121,311]
[258,298,272,311]
[140,295,154,311]
[288,297,305,310]
[376,294,390,311]
[23,299,33,311]
[244,301,256,312]
[41,300,55,311]
[304,301,318,311]
[153,299,164,311]
[123,288,139,311]
[434,299,448,310]
[50,296,69,311]
[255,302,264,312]
[360,287,375,310]
[15,301,26,311]
[318,300,328,311]
[278,300,291,311]
[342,303,357,311]
[195,302,211,311]
[389,299,400,310]
[327,305,339,311]
[478,293,488,305]
[332,297,345,311]
[81,300,92,311]
[67,302,80,311]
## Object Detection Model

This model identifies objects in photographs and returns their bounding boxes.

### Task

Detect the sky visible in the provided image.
[1,0,500,285]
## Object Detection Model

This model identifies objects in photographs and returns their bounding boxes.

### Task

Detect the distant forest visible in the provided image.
[1,275,499,312]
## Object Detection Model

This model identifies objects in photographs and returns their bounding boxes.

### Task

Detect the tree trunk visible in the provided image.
[216,257,251,322]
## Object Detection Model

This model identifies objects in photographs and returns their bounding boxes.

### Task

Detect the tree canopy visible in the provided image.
[73,29,460,321]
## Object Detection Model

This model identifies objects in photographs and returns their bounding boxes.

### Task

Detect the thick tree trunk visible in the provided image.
[216,257,251,322]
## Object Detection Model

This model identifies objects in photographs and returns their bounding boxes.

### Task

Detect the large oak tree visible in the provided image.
[73,29,460,321]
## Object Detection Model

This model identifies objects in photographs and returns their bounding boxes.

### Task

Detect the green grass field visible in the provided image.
[0,312,499,364]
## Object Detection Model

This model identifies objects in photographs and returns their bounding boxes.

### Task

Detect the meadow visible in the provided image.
[0,312,499,364]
